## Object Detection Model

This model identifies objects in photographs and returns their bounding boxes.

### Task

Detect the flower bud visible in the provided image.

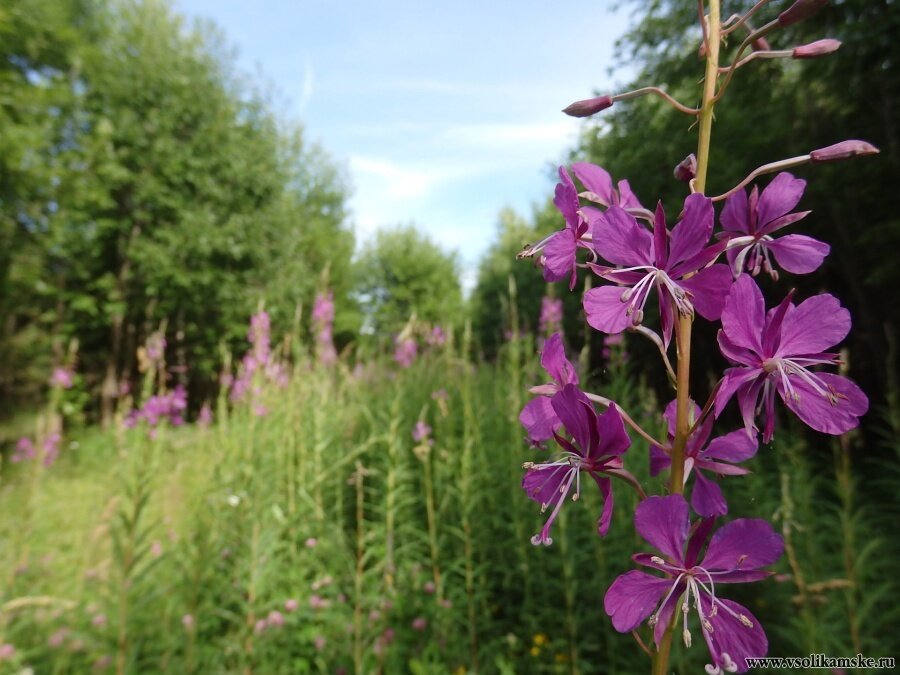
[674,154,697,182]
[778,0,827,27]
[562,95,613,118]
[809,140,879,162]
[751,37,772,52]
[792,39,841,59]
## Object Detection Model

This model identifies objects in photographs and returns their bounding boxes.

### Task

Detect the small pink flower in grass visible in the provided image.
[11,437,35,463]
[394,337,418,368]
[519,333,579,446]
[51,366,74,389]
[181,614,194,631]
[0,644,14,661]
[197,403,213,428]
[412,421,432,445]
[715,276,868,442]
[91,613,107,627]
[584,194,732,347]
[305,537,317,548]
[423,581,436,594]
[310,595,329,610]
[411,617,427,631]
[651,400,758,517]
[604,495,783,674]
[314,635,327,651]
[266,610,284,628]
[48,628,70,647]
[284,598,299,612]
[721,172,828,279]
[254,619,267,634]
[522,384,633,545]
[151,540,163,558]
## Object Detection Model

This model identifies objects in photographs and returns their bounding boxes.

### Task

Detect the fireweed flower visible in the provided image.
[393,336,417,368]
[604,495,783,674]
[412,421,433,445]
[538,296,564,338]
[571,162,644,213]
[715,276,868,441]
[721,172,829,279]
[541,167,591,289]
[584,194,732,347]
[522,384,632,544]
[312,291,338,365]
[50,367,74,389]
[650,400,758,517]
[519,333,579,445]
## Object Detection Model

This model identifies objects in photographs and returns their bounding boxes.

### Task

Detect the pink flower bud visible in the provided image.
[674,153,697,182]
[181,614,194,630]
[562,95,613,118]
[792,39,841,59]
[411,617,428,631]
[809,140,879,162]
[778,0,827,27]
[284,598,299,612]
[751,37,771,52]
[266,610,284,628]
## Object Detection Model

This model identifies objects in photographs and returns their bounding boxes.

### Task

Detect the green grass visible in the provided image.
[0,335,897,673]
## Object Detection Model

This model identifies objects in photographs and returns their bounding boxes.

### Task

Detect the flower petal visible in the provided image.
[551,384,597,452]
[780,372,868,435]
[756,172,806,228]
[584,285,634,334]
[591,205,653,266]
[679,264,733,321]
[542,229,578,288]
[604,570,672,633]
[521,464,569,505]
[713,367,761,420]
[701,518,784,571]
[720,276,765,355]
[668,193,714,266]
[541,333,579,387]
[572,162,614,207]
[700,597,768,674]
[702,429,758,463]
[650,443,671,476]
[553,166,580,227]
[634,494,690,564]
[596,476,614,535]
[594,404,631,458]
[519,397,561,443]
[776,293,850,356]
[767,234,830,274]
[691,471,729,517]
[720,188,750,234]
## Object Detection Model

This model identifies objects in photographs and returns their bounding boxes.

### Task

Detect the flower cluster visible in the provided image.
[125,385,187,431]
[516,2,875,671]
[230,310,288,408]
[312,291,338,365]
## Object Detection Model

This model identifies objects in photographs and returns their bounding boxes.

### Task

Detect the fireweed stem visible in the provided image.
[653,2,719,674]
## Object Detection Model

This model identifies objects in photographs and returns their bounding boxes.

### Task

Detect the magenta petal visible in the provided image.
[603,570,672,633]
[522,464,569,505]
[572,162,614,206]
[767,234,830,274]
[702,429,758,463]
[594,404,631,457]
[653,588,682,646]
[551,384,597,452]
[700,597,768,674]
[634,494,689,564]
[541,333,578,387]
[668,193,714,265]
[720,276,765,354]
[542,229,577,286]
[776,293,850,355]
[756,172,806,227]
[701,518,784,571]
[679,264,732,321]
[780,372,868,435]
[519,397,560,443]
[691,471,728,517]
[713,368,761,419]
[596,476,614,535]
[584,285,633,334]
[592,206,653,266]
[553,166,580,227]
[649,443,670,476]
[721,188,750,233]
[717,330,758,367]
[658,287,675,349]
[617,179,643,210]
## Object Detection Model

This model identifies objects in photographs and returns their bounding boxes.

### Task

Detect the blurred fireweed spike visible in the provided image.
[522,385,633,544]
[711,141,879,201]
[562,95,613,117]
[604,495,783,674]
[778,0,828,27]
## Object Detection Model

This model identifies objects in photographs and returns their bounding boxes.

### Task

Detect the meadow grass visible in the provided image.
[0,334,897,673]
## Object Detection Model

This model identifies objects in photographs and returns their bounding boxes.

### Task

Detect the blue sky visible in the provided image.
[175,0,634,290]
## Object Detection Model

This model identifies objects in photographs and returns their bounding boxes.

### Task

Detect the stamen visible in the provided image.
[683,628,692,648]
[651,556,665,565]
[738,614,753,628]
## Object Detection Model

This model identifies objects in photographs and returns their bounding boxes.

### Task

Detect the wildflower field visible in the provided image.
[1,318,898,673]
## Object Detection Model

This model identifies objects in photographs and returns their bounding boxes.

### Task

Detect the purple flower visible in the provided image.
[11,437,35,463]
[266,610,285,628]
[584,194,732,347]
[393,336,418,368]
[412,421,432,444]
[411,616,428,631]
[285,598,299,612]
[519,333,579,445]
[721,172,828,279]
[181,614,194,631]
[604,495,783,673]
[538,296,564,338]
[522,384,632,544]
[312,291,338,365]
[197,403,213,428]
[427,326,446,347]
[50,367,74,389]
[650,400,758,516]
[571,162,644,212]
[715,276,868,442]
[542,167,591,289]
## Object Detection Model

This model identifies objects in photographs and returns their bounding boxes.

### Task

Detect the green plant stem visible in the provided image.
[654,1,720,673]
